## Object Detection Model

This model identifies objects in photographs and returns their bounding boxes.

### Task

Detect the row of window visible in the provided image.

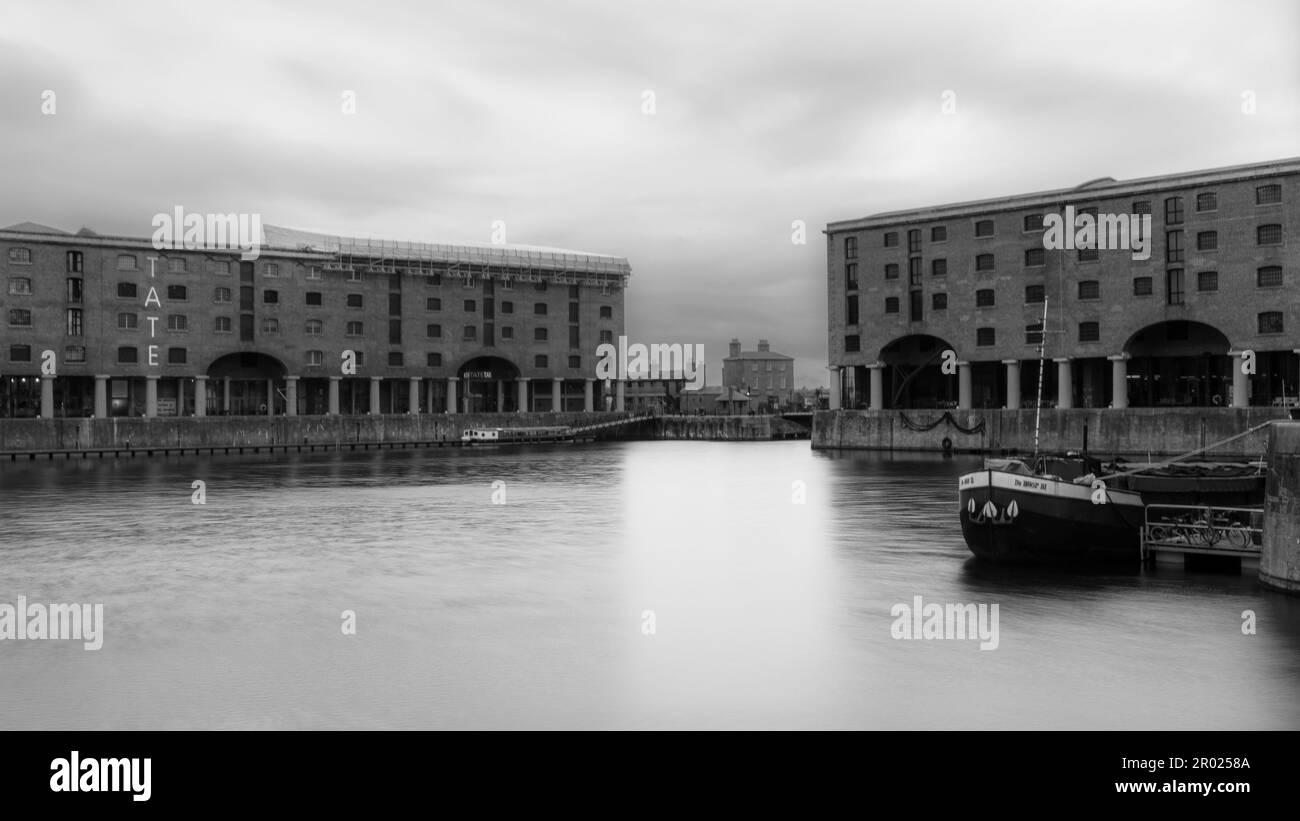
[844,227,1284,289]
[845,311,1287,353]
[849,185,1286,256]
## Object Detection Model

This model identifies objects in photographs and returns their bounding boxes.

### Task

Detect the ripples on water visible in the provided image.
[0,441,1297,729]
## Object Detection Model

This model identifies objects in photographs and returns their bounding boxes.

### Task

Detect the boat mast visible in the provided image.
[1032,296,1049,458]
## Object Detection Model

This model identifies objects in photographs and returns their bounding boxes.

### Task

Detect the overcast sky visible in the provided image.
[3,0,1298,386]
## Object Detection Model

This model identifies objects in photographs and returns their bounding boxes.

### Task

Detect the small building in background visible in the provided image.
[722,339,795,409]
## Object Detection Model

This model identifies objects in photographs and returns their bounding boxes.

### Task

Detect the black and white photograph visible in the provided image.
[1,0,1296,802]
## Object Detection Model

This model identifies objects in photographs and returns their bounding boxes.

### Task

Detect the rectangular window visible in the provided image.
[346,321,364,335]
[388,293,401,316]
[8,248,32,264]
[975,219,995,238]
[427,297,441,310]
[1257,266,1283,288]
[66,308,83,335]
[168,257,186,273]
[908,257,922,285]
[976,327,995,346]
[1197,271,1218,292]
[353,351,365,366]
[931,258,946,277]
[500,278,514,291]
[501,301,514,314]
[426,352,442,367]
[569,325,580,349]
[844,335,860,352]
[9,344,31,362]
[931,292,947,310]
[305,291,322,306]
[117,281,137,299]
[1025,284,1045,303]
[502,327,514,340]
[167,314,188,331]
[976,253,994,271]
[1166,231,1184,263]
[168,347,187,364]
[1079,321,1100,342]
[427,273,442,286]
[215,287,232,303]
[117,254,137,270]
[305,319,323,335]
[167,284,188,301]
[1023,214,1044,232]
[8,308,31,326]
[389,319,401,344]
[264,263,280,277]
[885,263,899,280]
[884,296,899,313]
[1256,184,1282,205]
[464,299,477,312]
[388,352,403,367]
[1196,231,1217,251]
[1259,312,1284,334]
[1024,247,1045,267]
[1165,196,1184,225]
[1132,200,1152,215]
[1133,277,1153,296]
[976,288,995,307]
[347,294,363,308]
[534,302,548,315]
[1166,269,1185,305]
[262,290,278,304]
[534,327,548,341]
[306,350,323,366]
[1196,192,1217,212]
[261,318,278,334]
[534,355,548,368]
[426,323,442,338]
[599,305,612,319]
[117,346,137,363]
[1077,280,1099,300]
[214,316,231,333]
[213,260,232,275]
[844,236,858,259]
[9,277,32,295]
[66,251,83,272]
[64,345,86,363]
[907,229,921,253]
[846,295,859,325]
[845,263,858,290]
[883,232,898,247]
[349,269,363,282]
[1257,224,1282,245]
[931,226,947,242]
[463,326,477,340]
[568,285,580,299]
[1025,324,1044,345]
[307,266,322,280]
[568,355,581,369]
[119,312,138,329]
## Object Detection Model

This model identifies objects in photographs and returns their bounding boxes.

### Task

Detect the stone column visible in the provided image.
[615,379,625,412]
[223,377,231,414]
[584,378,594,412]
[427,379,436,414]
[328,376,341,415]
[1231,351,1249,408]
[552,378,562,413]
[517,377,529,413]
[195,375,207,417]
[1108,354,1128,409]
[957,361,972,410]
[446,377,458,414]
[40,375,54,418]
[285,376,298,416]
[828,366,842,410]
[369,377,381,415]
[145,374,158,418]
[869,364,884,411]
[496,380,505,413]
[1003,360,1021,410]
[266,378,274,416]
[94,375,108,418]
[1054,358,1073,409]
[408,377,420,415]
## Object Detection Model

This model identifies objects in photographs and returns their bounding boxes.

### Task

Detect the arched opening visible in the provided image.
[458,356,520,413]
[1122,321,1230,408]
[206,352,288,415]
[878,334,959,409]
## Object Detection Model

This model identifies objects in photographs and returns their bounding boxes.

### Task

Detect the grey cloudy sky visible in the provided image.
[3,0,1298,386]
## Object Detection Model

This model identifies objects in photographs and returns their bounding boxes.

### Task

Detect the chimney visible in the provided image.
[729,338,741,358]
[757,339,770,353]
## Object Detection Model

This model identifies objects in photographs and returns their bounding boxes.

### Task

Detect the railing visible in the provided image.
[1141,504,1263,560]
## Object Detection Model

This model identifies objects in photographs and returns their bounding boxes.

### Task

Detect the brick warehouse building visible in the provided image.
[0,222,630,418]
[825,158,1300,411]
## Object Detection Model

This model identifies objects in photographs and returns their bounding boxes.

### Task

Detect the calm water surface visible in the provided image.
[1,440,1297,729]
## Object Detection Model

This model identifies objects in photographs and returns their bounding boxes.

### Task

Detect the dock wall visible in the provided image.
[1260,422,1300,594]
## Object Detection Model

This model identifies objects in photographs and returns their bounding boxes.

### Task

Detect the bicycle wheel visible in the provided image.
[1225,528,1251,549]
